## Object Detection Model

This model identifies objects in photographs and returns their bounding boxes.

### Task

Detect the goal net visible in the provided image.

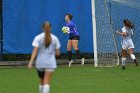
[92,0,140,67]
[109,0,140,64]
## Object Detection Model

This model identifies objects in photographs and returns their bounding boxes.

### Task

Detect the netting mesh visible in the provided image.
[110,0,140,63]
[95,0,140,66]
[95,0,119,67]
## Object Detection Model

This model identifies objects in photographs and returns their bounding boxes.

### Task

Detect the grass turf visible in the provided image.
[0,65,140,93]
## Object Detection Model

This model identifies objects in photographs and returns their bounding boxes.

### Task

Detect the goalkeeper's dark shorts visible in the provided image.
[69,35,80,40]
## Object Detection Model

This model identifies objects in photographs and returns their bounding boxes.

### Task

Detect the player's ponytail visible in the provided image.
[123,19,134,29]
[43,22,52,48]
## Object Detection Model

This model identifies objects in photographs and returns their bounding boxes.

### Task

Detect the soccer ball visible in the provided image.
[62,26,70,34]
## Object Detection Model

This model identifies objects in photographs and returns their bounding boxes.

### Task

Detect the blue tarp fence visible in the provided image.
[2,0,140,54]
[3,0,93,54]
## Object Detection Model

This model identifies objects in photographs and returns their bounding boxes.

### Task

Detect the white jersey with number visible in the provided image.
[121,26,134,50]
[32,32,61,69]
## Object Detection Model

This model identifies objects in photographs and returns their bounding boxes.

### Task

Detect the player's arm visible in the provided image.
[28,47,38,69]
[56,49,60,56]
[73,24,77,32]
[116,28,127,37]
[28,36,40,69]
[116,31,127,36]
[55,37,61,57]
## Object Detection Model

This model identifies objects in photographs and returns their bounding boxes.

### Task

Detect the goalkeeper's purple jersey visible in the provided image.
[64,21,79,36]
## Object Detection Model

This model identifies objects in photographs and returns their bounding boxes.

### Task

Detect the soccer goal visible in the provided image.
[92,0,140,67]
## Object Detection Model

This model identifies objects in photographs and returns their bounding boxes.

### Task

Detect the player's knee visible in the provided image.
[40,79,44,85]
[73,46,78,50]
[67,46,71,51]
[122,52,126,57]
[122,55,126,58]
[67,48,71,51]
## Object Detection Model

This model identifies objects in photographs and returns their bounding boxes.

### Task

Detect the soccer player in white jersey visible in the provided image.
[117,19,138,69]
[28,22,61,93]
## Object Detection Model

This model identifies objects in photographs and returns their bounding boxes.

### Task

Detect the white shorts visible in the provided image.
[37,68,55,72]
[122,39,134,50]
[37,68,55,78]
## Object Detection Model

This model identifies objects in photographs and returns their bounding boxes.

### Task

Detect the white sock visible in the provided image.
[39,85,43,93]
[42,84,50,93]
[122,58,126,66]
[130,54,136,60]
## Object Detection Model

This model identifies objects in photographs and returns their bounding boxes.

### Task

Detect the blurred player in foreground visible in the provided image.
[28,22,61,93]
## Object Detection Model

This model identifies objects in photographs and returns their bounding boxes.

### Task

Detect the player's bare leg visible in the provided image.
[42,71,53,93]
[67,40,73,67]
[72,40,85,65]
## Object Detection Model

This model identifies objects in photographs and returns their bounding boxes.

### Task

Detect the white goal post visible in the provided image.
[91,0,120,67]
[91,0,98,67]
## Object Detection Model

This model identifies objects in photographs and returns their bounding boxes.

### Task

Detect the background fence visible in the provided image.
[0,0,140,62]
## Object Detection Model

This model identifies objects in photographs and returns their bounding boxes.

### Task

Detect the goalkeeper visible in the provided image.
[62,13,84,67]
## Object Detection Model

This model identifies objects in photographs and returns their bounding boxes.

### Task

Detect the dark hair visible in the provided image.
[43,22,52,48]
[123,19,134,29]
[65,14,73,20]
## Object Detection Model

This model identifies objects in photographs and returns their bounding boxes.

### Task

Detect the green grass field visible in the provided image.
[0,65,140,93]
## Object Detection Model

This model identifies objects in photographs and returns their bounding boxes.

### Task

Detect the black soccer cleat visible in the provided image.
[134,59,138,66]
[122,66,126,70]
